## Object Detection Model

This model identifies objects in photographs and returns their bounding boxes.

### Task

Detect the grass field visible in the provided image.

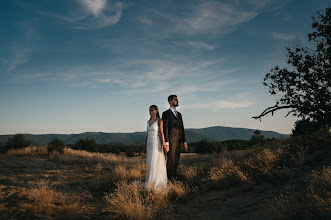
[0,135,330,219]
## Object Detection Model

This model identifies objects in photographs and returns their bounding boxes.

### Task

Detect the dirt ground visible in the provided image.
[0,142,330,219]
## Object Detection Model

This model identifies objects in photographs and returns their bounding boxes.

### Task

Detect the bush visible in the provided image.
[194,138,219,154]
[47,138,66,154]
[75,137,99,152]
[4,134,31,153]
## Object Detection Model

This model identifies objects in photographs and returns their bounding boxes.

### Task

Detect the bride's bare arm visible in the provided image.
[158,119,168,152]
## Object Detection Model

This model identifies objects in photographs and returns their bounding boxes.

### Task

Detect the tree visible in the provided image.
[249,130,265,146]
[292,119,330,137]
[47,138,66,154]
[4,134,31,152]
[253,7,331,127]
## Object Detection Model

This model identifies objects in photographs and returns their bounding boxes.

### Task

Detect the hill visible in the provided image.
[0,126,288,146]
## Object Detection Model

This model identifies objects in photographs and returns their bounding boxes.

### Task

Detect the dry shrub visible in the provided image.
[168,180,190,200]
[103,181,168,220]
[23,179,85,217]
[114,163,147,182]
[221,147,256,161]
[180,153,215,168]
[178,165,199,182]
[6,146,48,156]
[209,157,249,185]
[243,147,285,176]
[49,147,136,166]
[267,186,309,219]
[307,166,331,216]
[290,145,308,166]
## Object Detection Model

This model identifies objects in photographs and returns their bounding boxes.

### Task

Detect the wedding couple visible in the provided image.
[143,94,188,190]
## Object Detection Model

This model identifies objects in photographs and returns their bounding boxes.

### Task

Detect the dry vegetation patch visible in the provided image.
[307,166,331,216]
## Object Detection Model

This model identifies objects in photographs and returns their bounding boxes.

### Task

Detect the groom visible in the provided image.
[162,94,188,180]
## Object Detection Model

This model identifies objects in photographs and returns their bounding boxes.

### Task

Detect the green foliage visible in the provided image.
[191,138,250,154]
[47,138,65,154]
[250,130,265,146]
[75,137,99,152]
[292,119,330,140]
[194,138,219,154]
[4,134,31,153]
[254,7,331,127]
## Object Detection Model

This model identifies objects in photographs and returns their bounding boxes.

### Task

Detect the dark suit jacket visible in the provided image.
[162,109,186,145]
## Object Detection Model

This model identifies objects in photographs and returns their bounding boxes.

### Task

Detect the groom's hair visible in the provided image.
[168,94,177,102]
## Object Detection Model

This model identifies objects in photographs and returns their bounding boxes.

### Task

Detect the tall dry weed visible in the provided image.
[267,186,309,219]
[209,157,249,186]
[6,146,48,156]
[23,179,86,217]
[103,181,168,220]
[307,166,331,216]
[49,147,139,166]
[243,147,285,176]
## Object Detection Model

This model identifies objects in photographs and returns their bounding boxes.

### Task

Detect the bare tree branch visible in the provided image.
[252,105,295,120]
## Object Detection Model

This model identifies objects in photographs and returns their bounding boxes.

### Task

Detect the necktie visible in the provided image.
[174,110,178,117]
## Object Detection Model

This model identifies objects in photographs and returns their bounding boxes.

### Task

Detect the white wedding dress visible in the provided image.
[144,119,169,190]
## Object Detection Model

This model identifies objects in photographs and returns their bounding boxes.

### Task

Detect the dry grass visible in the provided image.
[3,138,328,219]
[178,165,199,182]
[22,179,90,217]
[267,186,309,220]
[6,145,48,156]
[208,157,249,185]
[290,145,308,166]
[113,163,147,182]
[243,147,286,176]
[103,181,169,220]
[49,147,136,165]
[168,180,190,200]
[307,166,331,216]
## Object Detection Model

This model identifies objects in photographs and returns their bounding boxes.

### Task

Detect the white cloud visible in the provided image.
[81,0,107,17]
[38,0,123,30]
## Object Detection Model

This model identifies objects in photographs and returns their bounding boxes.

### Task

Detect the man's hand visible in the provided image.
[184,142,188,151]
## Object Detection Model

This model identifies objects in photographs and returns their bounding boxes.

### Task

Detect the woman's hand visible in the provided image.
[163,144,169,153]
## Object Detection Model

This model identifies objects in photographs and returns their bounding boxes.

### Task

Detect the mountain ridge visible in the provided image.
[0,126,289,146]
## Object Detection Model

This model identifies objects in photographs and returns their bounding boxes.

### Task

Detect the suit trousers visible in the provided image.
[166,141,181,179]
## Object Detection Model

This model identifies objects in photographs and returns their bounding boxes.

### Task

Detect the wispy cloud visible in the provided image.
[184,99,253,110]
[143,0,290,36]
[4,19,39,72]
[187,41,215,50]
[272,32,296,40]
[7,47,30,72]
[38,0,123,30]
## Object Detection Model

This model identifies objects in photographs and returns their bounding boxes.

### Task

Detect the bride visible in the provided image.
[143,105,169,189]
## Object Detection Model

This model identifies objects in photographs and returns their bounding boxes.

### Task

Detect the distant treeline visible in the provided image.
[0,130,273,156]
[3,122,329,156]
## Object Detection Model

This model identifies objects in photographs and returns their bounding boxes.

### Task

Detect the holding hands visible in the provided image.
[163,144,169,153]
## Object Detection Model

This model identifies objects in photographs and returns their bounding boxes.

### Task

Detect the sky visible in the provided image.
[0,0,329,135]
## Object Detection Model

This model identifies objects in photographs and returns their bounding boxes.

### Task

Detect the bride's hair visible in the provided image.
[149,105,160,119]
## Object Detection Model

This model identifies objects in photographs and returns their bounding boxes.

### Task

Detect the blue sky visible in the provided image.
[0,0,329,135]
